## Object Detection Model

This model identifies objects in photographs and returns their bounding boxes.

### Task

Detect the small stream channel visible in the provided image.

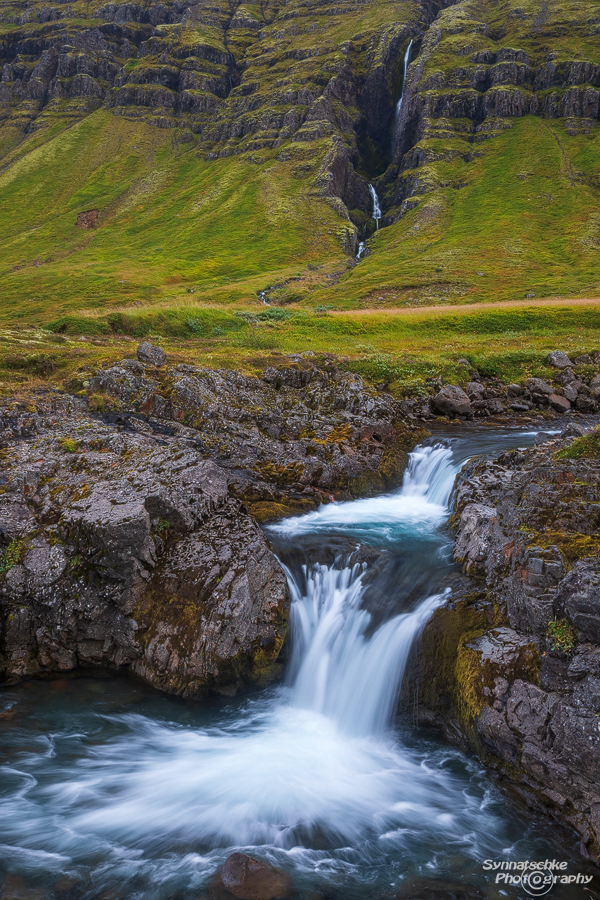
[0,426,596,899]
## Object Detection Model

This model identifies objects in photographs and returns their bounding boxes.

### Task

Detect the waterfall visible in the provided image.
[286,563,448,736]
[368,183,381,230]
[0,433,559,895]
[392,38,413,154]
[356,240,365,259]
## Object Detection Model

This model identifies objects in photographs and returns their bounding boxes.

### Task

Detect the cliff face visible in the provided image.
[1,0,598,227]
[404,424,600,862]
[383,0,600,220]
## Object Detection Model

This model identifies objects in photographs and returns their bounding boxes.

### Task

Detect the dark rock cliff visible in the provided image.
[403,424,600,862]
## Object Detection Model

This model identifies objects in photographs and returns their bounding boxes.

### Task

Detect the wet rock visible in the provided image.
[0,365,425,694]
[0,873,46,900]
[136,342,167,367]
[454,503,497,574]
[217,853,291,900]
[546,350,574,369]
[432,385,472,417]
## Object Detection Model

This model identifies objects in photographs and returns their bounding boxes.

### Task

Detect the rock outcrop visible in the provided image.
[0,351,425,695]
[404,424,600,861]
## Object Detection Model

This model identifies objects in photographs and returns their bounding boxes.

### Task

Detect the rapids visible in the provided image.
[0,426,588,899]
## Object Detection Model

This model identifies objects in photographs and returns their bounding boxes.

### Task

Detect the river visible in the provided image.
[0,426,595,899]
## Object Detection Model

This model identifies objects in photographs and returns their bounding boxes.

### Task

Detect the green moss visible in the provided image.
[0,538,28,576]
[58,438,78,453]
[554,428,600,461]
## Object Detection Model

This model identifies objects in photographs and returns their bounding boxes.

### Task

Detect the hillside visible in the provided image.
[0,0,599,327]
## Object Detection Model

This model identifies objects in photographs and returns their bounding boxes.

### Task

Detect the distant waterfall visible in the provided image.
[392,38,413,154]
[368,184,381,230]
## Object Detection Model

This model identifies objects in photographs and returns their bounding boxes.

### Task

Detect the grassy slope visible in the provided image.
[0,0,599,354]
[330,116,600,307]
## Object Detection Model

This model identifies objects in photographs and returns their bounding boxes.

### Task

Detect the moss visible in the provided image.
[253,460,305,485]
[246,497,317,522]
[529,531,600,565]
[58,438,78,453]
[554,428,600,461]
[0,538,28,576]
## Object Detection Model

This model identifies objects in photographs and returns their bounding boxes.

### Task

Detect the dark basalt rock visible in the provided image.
[403,424,600,861]
[432,384,472,417]
[0,358,426,696]
[136,340,167,366]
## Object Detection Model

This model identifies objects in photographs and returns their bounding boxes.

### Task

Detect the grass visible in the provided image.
[2,303,600,399]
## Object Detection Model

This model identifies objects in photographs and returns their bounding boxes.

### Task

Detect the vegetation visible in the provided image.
[555,427,600,461]
[58,438,79,453]
[2,302,600,398]
[547,617,577,653]
[0,538,28,576]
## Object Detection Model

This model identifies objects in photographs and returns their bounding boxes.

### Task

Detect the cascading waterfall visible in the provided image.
[0,432,575,899]
[368,183,381,230]
[392,38,413,154]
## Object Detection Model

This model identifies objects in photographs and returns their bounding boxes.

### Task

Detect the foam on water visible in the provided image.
[0,430,581,897]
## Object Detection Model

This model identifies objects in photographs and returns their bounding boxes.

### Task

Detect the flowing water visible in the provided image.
[368,185,381,230]
[392,39,413,154]
[0,426,596,899]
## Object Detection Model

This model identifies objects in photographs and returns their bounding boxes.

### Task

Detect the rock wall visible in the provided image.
[403,423,600,861]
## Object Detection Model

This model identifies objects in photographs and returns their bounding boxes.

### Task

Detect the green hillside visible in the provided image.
[0,0,599,328]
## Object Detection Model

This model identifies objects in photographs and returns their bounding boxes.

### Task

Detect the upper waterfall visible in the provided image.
[392,38,413,154]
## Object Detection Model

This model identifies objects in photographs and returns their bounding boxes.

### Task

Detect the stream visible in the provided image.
[0,426,596,899]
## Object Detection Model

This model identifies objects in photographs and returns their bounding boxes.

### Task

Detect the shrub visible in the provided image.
[547,617,577,653]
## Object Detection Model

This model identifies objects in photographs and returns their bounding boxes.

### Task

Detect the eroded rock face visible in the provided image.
[404,424,600,861]
[0,358,424,695]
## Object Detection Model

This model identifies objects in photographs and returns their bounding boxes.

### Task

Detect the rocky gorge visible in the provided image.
[2,342,600,896]
[404,420,600,863]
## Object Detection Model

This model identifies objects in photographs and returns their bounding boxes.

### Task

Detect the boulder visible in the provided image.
[465,381,485,400]
[432,385,472,417]
[548,393,571,413]
[526,377,553,396]
[217,853,291,900]
[574,354,593,366]
[546,350,574,369]
[137,341,167,367]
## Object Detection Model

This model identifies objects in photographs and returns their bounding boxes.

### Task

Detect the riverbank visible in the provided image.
[404,422,600,863]
[0,348,426,695]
